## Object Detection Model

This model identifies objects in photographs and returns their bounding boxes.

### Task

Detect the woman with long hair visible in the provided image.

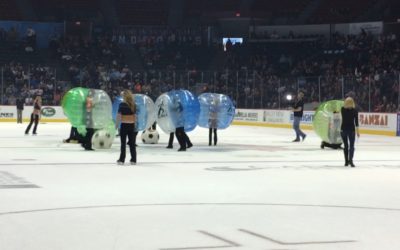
[116,90,137,165]
[25,96,42,135]
[340,97,360,167]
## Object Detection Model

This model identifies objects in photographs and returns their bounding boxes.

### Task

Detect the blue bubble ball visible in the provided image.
[198,93,235,129]
[135,94,156,131]
[112,96,123,123]
[112,94,156,131]
[155,90,200,134]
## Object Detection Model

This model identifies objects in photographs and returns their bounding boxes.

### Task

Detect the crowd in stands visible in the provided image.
[222,29,400,112]
[110,26,207,70]
[1,27,399,113]
[2,62,64,105]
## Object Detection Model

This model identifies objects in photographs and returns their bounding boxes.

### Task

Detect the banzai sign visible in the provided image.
[359,114,388,127]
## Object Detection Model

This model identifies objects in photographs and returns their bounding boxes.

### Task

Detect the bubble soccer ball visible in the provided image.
[141,129,160,144]
[198,93,235,129]
[155,90,200,134]
[313,100,344,144]
[91,129,114,149]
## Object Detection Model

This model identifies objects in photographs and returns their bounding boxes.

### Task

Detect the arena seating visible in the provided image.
[0,0,21,21]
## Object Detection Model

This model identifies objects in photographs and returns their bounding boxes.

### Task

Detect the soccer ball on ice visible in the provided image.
[141,129,160,144]
[91,129,114,149]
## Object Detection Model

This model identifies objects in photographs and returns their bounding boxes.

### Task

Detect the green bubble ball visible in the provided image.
[62,87,115,136]
[313,100,344,144]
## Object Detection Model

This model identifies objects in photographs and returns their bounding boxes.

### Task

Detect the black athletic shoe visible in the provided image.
[166,145,173,149]
[302,134,307,141]
[350,161,355,167]
[292,139,300,142]
[187,143,193,148]
[178,148,186,151]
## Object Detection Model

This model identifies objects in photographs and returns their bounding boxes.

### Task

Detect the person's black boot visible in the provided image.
[344,148,349,166]
[349,148,355,167]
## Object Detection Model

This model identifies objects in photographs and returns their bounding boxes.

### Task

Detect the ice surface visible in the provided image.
[0,122,400,250]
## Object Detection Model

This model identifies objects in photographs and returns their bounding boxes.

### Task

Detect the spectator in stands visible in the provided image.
[25,27,36,52]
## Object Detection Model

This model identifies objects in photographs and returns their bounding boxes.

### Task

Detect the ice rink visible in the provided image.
[1,122,400,250]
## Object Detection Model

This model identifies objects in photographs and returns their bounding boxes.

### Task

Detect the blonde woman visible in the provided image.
[340,97,360,167]
[25,96,42,135]
[116,90,137,165]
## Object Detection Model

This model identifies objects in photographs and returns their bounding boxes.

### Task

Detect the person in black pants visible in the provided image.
[16,97,24,123]
[173,99,193,151]
[116,90,137,165]
[208,99,219,146]
[175,127,193,151]
[167,131,192,149]
[340,97,360,167]
[25,96,41,135]
[64,127,83,143]
[166,132,174,148]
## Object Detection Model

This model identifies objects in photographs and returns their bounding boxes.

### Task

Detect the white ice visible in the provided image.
[0,122,400,250]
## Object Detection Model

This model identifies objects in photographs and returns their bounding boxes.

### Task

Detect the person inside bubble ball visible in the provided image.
[173,97,193,152]
[81,90,95,150]
[321,111,343,149]
[208,97,219,146]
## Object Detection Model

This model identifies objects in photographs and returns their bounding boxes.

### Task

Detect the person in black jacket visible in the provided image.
[291,91,306,142]
[16,97,24,123]
[341,97,360,167]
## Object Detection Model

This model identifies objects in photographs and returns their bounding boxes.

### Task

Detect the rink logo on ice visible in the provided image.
[41,107,56,117]
[359,114,388,127]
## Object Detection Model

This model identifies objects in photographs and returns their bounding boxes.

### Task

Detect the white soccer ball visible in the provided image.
[91,129,114,149]
[141,129,160,144]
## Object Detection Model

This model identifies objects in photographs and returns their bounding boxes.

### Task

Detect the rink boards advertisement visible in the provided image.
[0,106,67,122]
[233,109,399,136]
[397,113,400,136]
[0,106,398,136]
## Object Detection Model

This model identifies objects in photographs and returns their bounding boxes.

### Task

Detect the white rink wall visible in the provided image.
[1,105,400,136]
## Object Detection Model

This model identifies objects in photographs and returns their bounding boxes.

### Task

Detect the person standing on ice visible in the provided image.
[25,96,41,135]
[208,97,219,146]
[291,91,306,142]
[16,96,24,124]
[340,97,360,167]
[116,90,137,165]
[173,98,192,152]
